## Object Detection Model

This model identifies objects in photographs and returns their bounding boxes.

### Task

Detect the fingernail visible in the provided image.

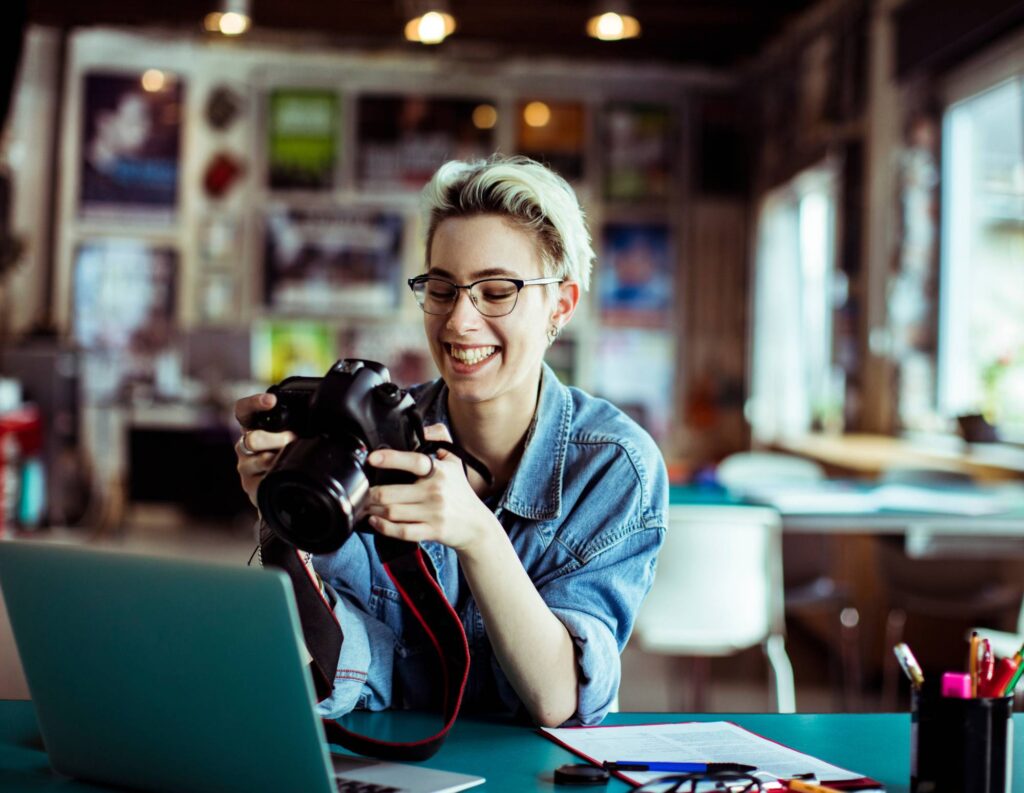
[368,516,379,528]
[368,452,382,465]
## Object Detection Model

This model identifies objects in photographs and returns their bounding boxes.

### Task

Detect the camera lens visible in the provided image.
[257,436,370,554]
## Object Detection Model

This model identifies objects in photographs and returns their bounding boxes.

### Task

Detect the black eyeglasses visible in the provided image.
[407,275,564,318]
[633,771,764,793]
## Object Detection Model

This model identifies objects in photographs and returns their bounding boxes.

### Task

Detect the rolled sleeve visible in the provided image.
[313,542,397,718]
[313,583,396,718]
[540,524,665,725]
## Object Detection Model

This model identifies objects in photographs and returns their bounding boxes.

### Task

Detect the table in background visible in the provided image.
[773,433,1024,483]
[5,700,1021,792]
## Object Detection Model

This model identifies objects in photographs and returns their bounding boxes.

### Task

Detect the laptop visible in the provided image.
[0,542,484,793]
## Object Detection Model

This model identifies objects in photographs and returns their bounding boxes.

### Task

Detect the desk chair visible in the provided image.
[632,504,796,713]
[877,468,1024,709]
[716,452,862,710]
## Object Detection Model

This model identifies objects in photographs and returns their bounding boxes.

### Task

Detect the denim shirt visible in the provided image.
[312,363,667,726]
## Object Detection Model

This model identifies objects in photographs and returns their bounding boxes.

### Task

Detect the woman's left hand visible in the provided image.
[364,424,497,552]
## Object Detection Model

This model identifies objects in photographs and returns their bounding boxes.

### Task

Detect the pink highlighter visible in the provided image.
[941,672,973,699]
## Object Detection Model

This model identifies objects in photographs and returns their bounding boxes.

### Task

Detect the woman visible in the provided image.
[235,155,667,727]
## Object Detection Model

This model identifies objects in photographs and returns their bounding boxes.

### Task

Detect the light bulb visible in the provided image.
[218,11,250,35]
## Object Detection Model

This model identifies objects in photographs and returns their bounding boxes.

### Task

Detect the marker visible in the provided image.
[604,761,757,773]
[893,642,924,689]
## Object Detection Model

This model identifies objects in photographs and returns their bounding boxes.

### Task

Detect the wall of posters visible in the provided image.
[268,89,339,190]
[598,222,674,328]
[262,205,405,314]
[604,103,673,201]
[357,95,494,190]
[80,72,183,222]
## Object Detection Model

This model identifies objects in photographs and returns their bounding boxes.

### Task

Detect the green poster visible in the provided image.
[268,89,338,190]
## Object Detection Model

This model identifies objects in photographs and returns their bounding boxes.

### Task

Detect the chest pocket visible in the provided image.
[369,583,430,660]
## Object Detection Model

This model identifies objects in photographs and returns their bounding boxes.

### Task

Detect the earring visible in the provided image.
[547,323,560,344]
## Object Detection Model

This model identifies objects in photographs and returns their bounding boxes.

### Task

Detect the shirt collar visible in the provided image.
[414,362,571,521]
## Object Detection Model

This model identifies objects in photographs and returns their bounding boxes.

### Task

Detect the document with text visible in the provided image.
[541,721,867,787]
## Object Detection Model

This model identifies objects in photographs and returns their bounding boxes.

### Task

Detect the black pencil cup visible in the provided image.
[911,679,1014,793]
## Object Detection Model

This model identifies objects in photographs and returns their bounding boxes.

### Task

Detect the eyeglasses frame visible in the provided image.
[406,274,565,317]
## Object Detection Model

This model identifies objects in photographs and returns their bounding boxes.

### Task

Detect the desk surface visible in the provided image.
[3,700,1022,792]
[670,484,1024,535]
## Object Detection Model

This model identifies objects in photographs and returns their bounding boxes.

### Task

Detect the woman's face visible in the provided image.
[423,214,576,409]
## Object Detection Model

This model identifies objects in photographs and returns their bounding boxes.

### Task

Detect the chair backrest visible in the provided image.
[716,451,825,492]
[634,505,785,656]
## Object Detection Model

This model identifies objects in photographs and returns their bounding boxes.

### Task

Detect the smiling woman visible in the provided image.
[234,154,668,729]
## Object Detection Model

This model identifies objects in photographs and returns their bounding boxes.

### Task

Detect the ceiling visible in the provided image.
[26,0,820,69]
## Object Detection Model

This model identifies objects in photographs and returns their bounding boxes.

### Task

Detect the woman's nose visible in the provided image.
[445,288,481,331]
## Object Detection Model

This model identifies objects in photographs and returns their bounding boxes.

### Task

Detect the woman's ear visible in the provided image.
[550,280,580,333]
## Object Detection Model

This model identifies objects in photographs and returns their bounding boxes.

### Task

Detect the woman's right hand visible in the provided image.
[234,393,297,508]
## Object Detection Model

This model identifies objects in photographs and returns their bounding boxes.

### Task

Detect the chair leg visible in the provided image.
[839,606,862,713]
[764,634,796,713]
[881,608,907,711]
[690,656,711,712]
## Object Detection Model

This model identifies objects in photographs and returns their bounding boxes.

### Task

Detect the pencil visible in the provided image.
[788,779,844,793]
[969,631,979,698]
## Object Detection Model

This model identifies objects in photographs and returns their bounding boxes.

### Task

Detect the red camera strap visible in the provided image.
[259,526,470,761]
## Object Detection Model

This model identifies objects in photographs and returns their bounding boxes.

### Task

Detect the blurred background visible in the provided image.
[0,0,1023,713]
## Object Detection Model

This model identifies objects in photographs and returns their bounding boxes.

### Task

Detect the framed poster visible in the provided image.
[80,72,183,222]
[263,205,405,314]
[515,100,585,182]
[594,328,674,444]
[598,222,674,328]
[72,238,177,351]
[267,89,339,190]
[604,103,673,201]
[337,324,435,388]
[357,95,495,190]
[253,320,335,385]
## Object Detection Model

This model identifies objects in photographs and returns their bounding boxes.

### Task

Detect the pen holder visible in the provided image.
[911,679,1014,793]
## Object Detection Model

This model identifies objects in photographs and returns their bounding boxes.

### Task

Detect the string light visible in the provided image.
[585,7,641,41]
[404,6,456,45]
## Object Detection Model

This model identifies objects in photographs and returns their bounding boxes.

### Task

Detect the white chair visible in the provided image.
[717,451,825,490]
[717,451,863,710]
[632,504,796,713]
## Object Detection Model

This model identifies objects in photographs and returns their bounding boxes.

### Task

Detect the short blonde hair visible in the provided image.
[420,155,594,291]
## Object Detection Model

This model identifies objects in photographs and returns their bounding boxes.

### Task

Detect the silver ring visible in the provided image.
[238,431,259,457]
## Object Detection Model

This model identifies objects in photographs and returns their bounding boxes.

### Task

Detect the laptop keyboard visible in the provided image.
[335,778,401,793]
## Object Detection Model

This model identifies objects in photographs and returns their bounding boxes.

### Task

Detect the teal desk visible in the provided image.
[3,700,1022,791]
[670,484,1024,535]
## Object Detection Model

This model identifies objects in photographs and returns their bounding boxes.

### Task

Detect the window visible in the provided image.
[748,163,842,443]
[938,39,1024,438]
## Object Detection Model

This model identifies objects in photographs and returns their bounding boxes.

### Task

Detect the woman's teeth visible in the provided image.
[450,345,497,365]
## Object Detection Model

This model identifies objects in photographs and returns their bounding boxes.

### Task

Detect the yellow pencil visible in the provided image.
[788,779,844,793]
[969,631,980,698]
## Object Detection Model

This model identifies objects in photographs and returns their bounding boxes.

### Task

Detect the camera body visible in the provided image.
[252,359,423,554]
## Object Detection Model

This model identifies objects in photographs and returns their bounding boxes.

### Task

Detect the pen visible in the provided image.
[604,761,757,773]
[788,780,844,793]
[892,642,924,689]
[1004,659,1024,696]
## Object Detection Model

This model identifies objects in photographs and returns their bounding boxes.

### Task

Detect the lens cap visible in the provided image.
[554,763,609,785]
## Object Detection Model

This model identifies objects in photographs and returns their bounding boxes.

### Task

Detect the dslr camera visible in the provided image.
[249,359,426,554]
